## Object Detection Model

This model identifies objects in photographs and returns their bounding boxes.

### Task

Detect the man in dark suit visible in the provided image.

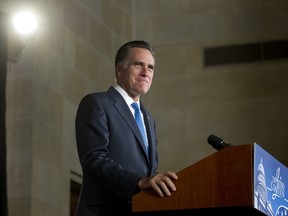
[75,40,178,216]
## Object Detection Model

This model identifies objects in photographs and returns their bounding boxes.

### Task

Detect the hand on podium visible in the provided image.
[137,171,178,197]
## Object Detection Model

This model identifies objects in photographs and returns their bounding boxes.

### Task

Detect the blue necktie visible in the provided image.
[131,102,149,154]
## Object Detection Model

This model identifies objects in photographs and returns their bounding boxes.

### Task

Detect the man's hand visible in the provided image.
[138,171,178,197]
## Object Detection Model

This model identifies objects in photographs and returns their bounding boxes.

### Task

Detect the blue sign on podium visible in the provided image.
[254,143,288,216]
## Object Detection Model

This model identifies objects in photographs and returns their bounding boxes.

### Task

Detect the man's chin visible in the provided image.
[139,88,150,95]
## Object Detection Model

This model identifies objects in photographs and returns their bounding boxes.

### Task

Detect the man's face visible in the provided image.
[116,47,155,101]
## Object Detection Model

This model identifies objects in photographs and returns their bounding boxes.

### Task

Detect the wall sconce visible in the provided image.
[0,2,41,63]
[7,9,40,62]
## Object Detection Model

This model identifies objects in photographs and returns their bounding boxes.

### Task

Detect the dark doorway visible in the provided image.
[70,180,81,216]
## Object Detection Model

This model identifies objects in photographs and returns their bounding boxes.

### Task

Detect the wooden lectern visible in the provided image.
[132,144,266,215]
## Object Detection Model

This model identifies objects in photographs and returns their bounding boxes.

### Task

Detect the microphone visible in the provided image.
[207,134,233,150]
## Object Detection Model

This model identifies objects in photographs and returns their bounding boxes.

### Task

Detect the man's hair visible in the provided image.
[115,40,155,67]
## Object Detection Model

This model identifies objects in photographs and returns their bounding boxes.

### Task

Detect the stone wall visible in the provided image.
[4,0,288,215]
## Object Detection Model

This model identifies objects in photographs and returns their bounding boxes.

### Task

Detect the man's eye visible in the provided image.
[132,62,154,71]
[134,63,142,68]
[148,66,154,71]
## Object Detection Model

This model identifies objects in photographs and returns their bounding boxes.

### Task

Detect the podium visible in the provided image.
[132,144,288,215]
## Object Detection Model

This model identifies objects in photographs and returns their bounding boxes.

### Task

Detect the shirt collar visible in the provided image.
[113,84,140,106]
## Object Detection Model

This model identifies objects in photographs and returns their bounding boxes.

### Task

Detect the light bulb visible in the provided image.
[12,10,38,35]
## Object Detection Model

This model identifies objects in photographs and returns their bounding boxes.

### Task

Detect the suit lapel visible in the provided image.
[141,104,155,167]
[108,87,150,162]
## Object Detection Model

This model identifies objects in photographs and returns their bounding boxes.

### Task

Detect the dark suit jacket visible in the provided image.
[75,86,158,216]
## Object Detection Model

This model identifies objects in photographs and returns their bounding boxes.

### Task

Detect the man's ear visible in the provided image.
[115,65,121,77]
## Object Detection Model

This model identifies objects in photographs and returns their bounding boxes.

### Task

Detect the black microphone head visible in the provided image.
[207,134,231,150]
